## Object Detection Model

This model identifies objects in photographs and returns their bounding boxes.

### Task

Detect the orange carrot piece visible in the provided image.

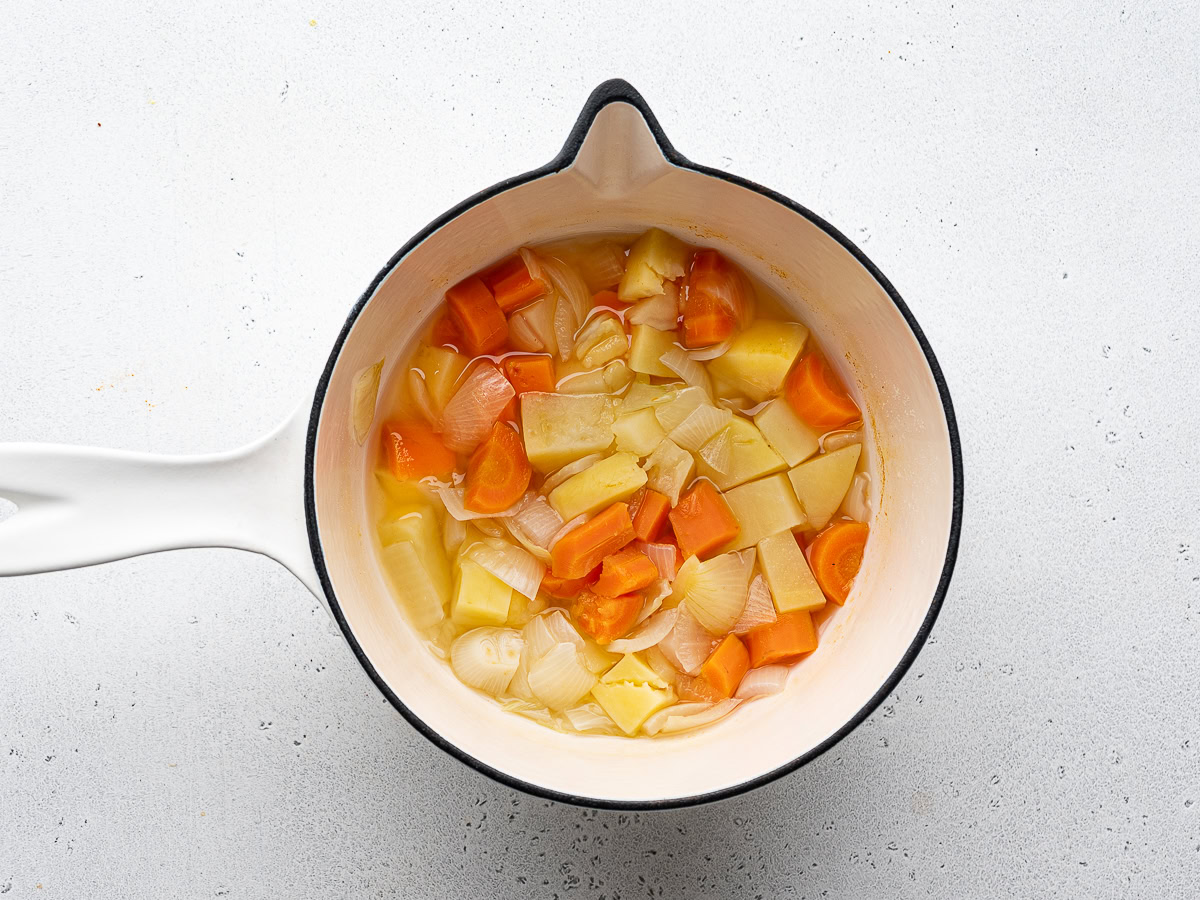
[572,590,643,644]
[784,352,860,431]
[682,295,737,348]
[463,422,532,514]
[806,521,869,605]
[430,311,462,349]
[380,420,456,481]
[540,567,599,600]
[632,489,671,542]
[550,502,636,579]
[445,276,508,356]
[593,546,659,597]
[501,355,556,395]
[681,250,751,347]
[745,611,818,668]
[482,256,546,311]
[668,480,740,559]
[700,634,750,699]
[591,289,630,312]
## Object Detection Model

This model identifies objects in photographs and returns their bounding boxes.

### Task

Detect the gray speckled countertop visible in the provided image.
[3,2,1198,897]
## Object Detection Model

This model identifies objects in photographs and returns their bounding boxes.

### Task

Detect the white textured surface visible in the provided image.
[2,1,1198,897]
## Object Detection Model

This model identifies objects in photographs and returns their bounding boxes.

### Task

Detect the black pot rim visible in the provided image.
[303,79,964,811]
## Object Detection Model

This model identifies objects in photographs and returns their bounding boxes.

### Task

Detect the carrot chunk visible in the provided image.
[745,611,818,668]
[681,250,751,348]
[501,354,556,395]
[631,489,671,542]
[700,634,750,699]
[806,521,869,605]
[481,256,546,311]
[591,289,631,312]
[593,546,659,597]
[464,422,532,514]
[540,567,599,600]
[445,276,508,356]
[668,480,740,559]
[784,352,860,431]
[572,590,643,644]
[380,420,456,481]
[550,502,636,579]
[430,311,462,350]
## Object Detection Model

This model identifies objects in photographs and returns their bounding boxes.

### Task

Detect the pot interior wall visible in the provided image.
[311,103,954,804]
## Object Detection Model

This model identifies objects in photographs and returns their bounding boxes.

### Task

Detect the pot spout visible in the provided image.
[564,80,676,197]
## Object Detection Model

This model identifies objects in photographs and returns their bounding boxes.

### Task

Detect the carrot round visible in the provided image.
[806,521,869,605]
[463,422,531,514]
[445,276,508,356]
[380,420,456,481]
[681,250,751,348]
[550,502,636,579]
[784,352,861,430]
[572,590,642,644]
[631,489,671,542]
[700,634,750,699]
[593,546,659,597]
[668,480,739,559]
[745,611,818,667]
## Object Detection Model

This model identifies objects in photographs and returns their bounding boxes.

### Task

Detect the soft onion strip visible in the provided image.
[606,607,678,654]
[467,539,544,600]
[735,666,789,699]
[642,702,711,736]
[540,454,604,494]
[819,429,863,453]
[660,346,713,399]
[686,339,732,362]
[658,699,742,734]
[636,542,678,582]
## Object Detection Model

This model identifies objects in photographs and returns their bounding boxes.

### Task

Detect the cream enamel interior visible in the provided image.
[310,102,955,804]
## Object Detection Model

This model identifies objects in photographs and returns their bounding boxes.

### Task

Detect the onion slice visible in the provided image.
[636,542,679,582]
[657,604,717,675]
[819,429,863,453]
[350,358,384,444]
[427,480,527,521]
[467,539,544,600]
[606,607,679,654]
[686,338,731,362]
[509,495,563,548]
[735,665,789,699]
[450,627,524,695]
[660,346,713,399]
[408,368,440,429]
[548,513,588,549]
[642,701,711,737]
[733,575,778,633]
[841,471,872,523]
[626,285,679,331]
[658,698,741,734]
[440,361,515,453]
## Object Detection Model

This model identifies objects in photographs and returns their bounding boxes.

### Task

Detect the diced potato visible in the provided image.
[642,438,695,505]
[580,640,622,675]
[412,345,468,412]
[575,313,628,369]
[611,407,667,457]
[451,559,514,628]
[756,531,825,613]
[621,380,677,412]
[521,392,617,471]
[375,468,431,510]
[617,228,690,301]
[754,398,820,467]
[590,681,675,735]
[380,541,447,629]
[721,474,806,552]
[601,653,671,688]
[707,320,808,402]
[695,417,786,490]
[377,503,451,602]
[548,452,648,521]
[628,325,678,377]
[787,444,862,531]
[653,386,709,433]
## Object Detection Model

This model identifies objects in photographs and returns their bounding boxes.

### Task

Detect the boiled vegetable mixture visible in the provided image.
[369,228,872,737]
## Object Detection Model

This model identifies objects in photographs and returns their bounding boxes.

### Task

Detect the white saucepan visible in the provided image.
[0,80,962,808]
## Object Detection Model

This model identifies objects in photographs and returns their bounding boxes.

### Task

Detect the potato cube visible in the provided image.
[756,531,825,613]
[611,407,667,457]
[754,398,820,466]
[411,345,468,412]
[629,325,678,377]
[379,541,447,630]
[548,452,648,521]
[377,503,450,602]
[521,392,617,471]
[695,417,786,490]
[721,474,806,552]
[590,681,675,735]
[787,444,862,531]
[451,560,514,628]
[601,653,671,689]
[617,228,689,301]
[707,320,808,402]
[642,438,695,505]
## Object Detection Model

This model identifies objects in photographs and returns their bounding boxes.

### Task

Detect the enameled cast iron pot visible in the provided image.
[0,80,962,809]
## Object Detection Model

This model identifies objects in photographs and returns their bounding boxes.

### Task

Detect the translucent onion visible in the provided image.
[606,607,679,654]
[407,368,440,429]
[508,311,544,352]
[498,697,555,726]
[443,515,467,554]
[669,404,733,452]
[500,516,552,564]
[440,361,515,453]
[841,471,872,523]
[350,358,384,445]
[652,386,710,433]
[509,298,557,356]
[636,542,679,582]
[527,642,597,710]
[733,575,778,633]
[521,249,591,325]
[541,453,604,494]
[626,287,679,331]
[552,295,578,361]
[697,426,734,476]
[642,645,679,687]
[510,496,563,548]
[677,551,752,635]
[635,579,671,623]
[467,538,544,600]
[473,518,504,538]
[450,627,524,695]
[820,429,863,453]
[522,610,584,662]
[548,513,588,550]
[429,481,526,521]
[573,241,627,293]
[657,604,718,675]
[660,346,713,399]
[658,698,741,734]
[642,701,711,736]
[564,702,621,735]
[686,338,732,362]
[735,665,789,699]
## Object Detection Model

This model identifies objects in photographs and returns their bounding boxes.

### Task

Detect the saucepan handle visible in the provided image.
[0,405,324,606]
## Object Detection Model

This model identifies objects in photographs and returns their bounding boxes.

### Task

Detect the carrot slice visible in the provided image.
[593,546,659,597]
[540,567,599,600]
[700,634,750,699]
[681,250,751,348]
[445,276,508,356]
[430,311,462,350]
[550,502,636,579]
[668,480,740,559]
[572,590,643,644]
[784,352,860,431]
[631,489,671,542]
[806,521,869,605]
[463,422,532,514]
[380,420,456,481]
[481,256,546,311]
[745,611,818,667]
[501,355,556,395]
